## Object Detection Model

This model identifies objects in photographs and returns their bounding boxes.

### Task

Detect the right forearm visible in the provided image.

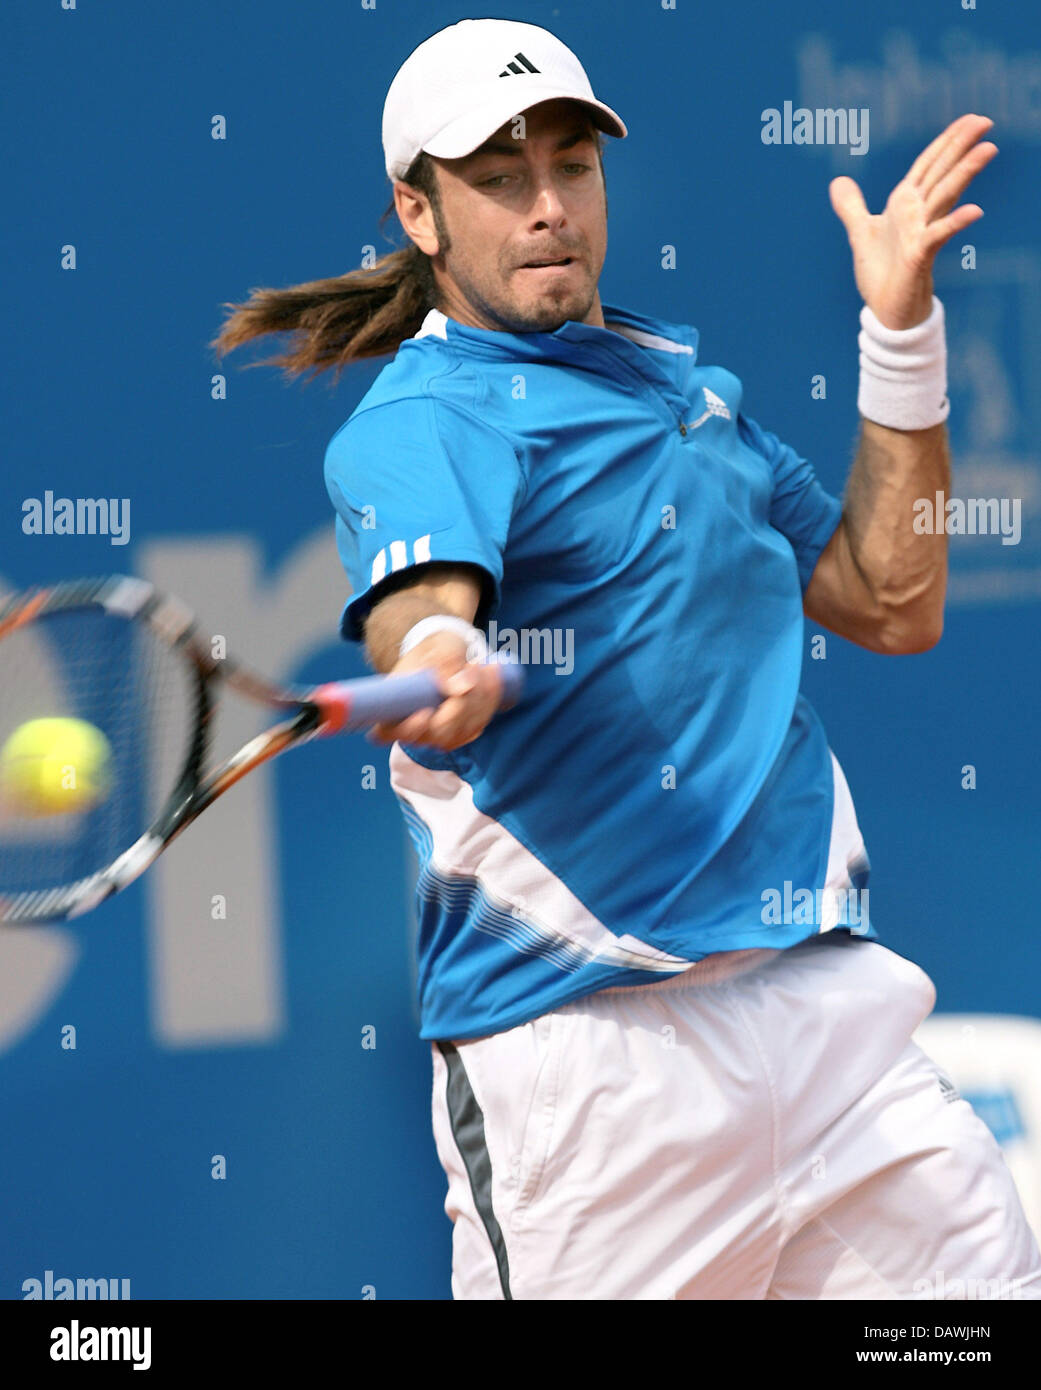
[363,590,465,673]
[360,568,503,750]
[363,566,483,673]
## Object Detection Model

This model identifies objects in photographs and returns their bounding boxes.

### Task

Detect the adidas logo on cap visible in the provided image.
[499,52,541,77]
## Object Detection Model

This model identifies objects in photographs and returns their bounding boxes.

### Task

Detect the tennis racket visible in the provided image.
[0,575,522,925]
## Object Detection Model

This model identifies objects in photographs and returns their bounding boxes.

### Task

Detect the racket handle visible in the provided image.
[312,659,523,736]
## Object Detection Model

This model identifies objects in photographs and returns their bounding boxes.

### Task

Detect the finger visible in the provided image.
[440,661,505,706]
[440,727,488,751]
[444,706,501,749]
[829,176,869,236]
[423,692,497,746]
[369,665,504,747]
[922,126,997,204]
[368,708,437,745]
[423,716,488,751]
[912,114,994,194]
[441,665,478,698]
[924,202,984,253]
[925,142,998,220]
[425,669,504,742]
[905,116,972,187]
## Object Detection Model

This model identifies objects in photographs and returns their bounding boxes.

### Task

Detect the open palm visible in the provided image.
[829,114,998,331]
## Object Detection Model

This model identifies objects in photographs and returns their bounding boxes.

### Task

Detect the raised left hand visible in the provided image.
[829,113,998,330]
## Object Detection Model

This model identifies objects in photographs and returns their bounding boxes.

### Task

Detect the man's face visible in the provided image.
[408,99,608,333]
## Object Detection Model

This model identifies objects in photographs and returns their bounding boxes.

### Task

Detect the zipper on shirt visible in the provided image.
[589,342,694,439]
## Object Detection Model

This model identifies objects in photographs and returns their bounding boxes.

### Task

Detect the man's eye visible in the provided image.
[562,163,590,175]
[479,174,510,188]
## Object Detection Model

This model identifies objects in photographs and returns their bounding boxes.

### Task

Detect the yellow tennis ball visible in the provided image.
[0,717,113,817]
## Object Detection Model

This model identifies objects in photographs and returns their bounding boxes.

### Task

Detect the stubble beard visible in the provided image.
[436,249,599,334]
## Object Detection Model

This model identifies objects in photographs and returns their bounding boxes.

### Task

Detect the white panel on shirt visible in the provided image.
[819,750,870,932]
[414,309,449,340]
[607,322,694,355]
[389,745,694,973]
[390,745,868,969]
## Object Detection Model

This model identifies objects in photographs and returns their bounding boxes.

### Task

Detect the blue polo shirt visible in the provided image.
[325,303,873,1040]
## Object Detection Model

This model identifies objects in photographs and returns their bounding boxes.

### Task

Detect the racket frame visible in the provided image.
[0,577,370,922]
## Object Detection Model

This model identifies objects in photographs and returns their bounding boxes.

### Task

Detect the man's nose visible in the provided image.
[529,176,567,228]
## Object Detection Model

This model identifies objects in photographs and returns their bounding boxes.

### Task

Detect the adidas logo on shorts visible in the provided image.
[937,1071,961,1104]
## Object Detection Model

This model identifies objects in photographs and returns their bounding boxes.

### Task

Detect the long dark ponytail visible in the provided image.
[209,153,442,383]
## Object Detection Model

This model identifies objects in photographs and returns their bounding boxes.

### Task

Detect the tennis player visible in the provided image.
[214,19,1041,1300]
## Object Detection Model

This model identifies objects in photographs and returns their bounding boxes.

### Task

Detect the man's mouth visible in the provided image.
[518,256,575,269]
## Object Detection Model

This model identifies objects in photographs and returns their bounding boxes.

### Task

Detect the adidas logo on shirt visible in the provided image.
[499,52,540,77]
[685,387,733,431]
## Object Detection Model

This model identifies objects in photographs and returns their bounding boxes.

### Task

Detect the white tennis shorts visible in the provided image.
[429,933,1041,1299]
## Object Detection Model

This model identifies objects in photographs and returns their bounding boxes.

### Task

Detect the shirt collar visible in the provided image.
[412,303,699,364]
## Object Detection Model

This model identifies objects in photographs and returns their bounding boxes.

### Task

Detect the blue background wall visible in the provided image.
[2,0,1038,1298]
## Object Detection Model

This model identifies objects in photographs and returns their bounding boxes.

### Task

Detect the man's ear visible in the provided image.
[393,181,441,257]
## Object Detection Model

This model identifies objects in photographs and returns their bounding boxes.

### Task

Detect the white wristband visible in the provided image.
[399,615,488,662]
[857,295,949,431]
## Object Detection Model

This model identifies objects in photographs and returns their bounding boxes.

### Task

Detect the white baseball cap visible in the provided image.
[382,18,627,181]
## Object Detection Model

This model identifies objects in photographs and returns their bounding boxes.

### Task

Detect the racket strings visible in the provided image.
[0,607,197,900]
